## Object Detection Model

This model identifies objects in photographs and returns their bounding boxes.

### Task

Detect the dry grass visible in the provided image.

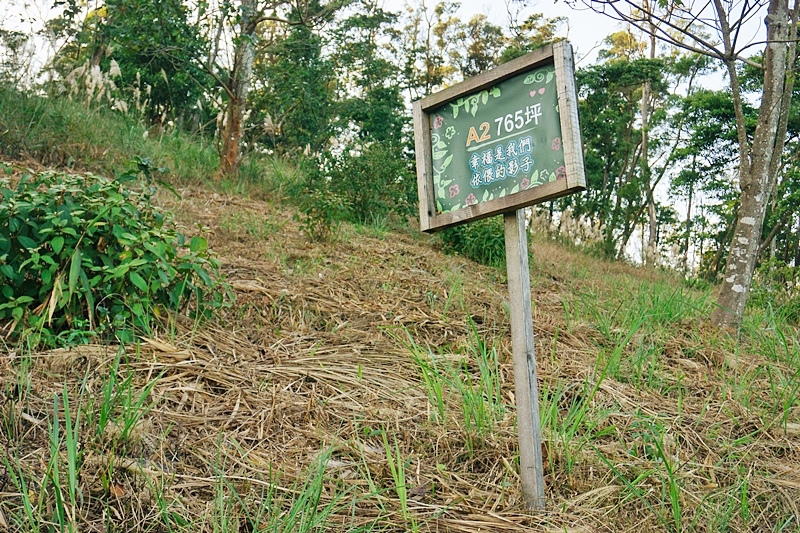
[1,184,799,532]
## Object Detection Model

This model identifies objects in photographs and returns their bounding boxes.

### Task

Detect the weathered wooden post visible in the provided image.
[505,208,546,508]
[413,41,585,510]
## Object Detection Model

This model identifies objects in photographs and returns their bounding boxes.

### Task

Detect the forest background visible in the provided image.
[1,0,799,329]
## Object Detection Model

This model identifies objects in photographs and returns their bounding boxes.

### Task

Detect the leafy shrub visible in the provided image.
[0,161,230,345]
[297,186,346,243]
[749,258,800,323]
[439,216,506,268]
[317,143,415,224]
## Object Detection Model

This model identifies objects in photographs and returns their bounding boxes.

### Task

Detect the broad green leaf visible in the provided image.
[111,263,130,277]
[129,272,148,293]
[51,236,65,254]
[189,236,208,253]
[17,235,37,249]
[68,248,82,294]
[193,264,213,286]
[433,151,448,160]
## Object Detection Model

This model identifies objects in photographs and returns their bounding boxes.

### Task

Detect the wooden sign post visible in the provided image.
[413,41,585,510]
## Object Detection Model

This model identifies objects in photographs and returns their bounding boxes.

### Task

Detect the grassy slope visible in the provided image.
[1,93,800,532]
[0,86,220,183]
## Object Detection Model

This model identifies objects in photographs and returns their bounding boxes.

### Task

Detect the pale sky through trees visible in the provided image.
[455,0,613,63]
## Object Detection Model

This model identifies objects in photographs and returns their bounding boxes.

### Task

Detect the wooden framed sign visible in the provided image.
[414,41,585,232]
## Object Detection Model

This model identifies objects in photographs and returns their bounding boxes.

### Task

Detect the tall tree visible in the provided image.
[51,0,211,122]
[399,1,461,99]
[219,0,259,174]
[248,17,334,153]
[578,0,799,330]
[210,0,345,174]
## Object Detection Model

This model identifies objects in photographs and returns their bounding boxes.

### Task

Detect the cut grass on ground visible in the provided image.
[1,178,799,532]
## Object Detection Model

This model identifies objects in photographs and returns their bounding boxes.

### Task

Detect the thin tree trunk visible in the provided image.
[643,8,658,267]
[220,0,258,176]
[684,181,693,275]
[712,0,791,329]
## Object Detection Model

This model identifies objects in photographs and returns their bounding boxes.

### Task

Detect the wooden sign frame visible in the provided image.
[413,41,585,233]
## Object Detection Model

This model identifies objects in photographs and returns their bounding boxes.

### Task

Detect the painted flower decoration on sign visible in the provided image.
[551,137,561,151]
[445,126,456,139]
[556,166,567,180]
[520,177,531,190]
[449,184,460,198]
[432,115,444,129]
[465,193,478,206]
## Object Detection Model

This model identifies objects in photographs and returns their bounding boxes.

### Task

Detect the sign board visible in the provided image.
[414,42,585,232]
[413,41,586,511]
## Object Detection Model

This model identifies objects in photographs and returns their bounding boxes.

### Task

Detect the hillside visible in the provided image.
[2,162,799,532]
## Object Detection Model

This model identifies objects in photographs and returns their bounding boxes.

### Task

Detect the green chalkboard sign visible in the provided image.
[414,42,585,232]
[430,65,564,213]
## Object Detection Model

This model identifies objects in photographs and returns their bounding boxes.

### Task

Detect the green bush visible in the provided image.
[0,161,230,345]
[297,186,346,243]
[316,143,415,224]
[439,216,506,268]
[749,258,800,323]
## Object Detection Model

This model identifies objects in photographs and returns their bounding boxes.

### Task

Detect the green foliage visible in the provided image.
[562,57,668,259]
[320,143,415,224]
[749,258,800,324]
[332,4,408,146]
[439,216,506,268]
[498,13,565,65]
[297,185,346,243]
[250,20,335,153]
[54,0,211,123]
[0,161,230,345]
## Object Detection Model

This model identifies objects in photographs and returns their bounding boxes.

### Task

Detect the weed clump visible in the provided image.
[0,160,230,345]
[439,216,507,268]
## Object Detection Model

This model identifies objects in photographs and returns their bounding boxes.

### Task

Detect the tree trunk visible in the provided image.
[684,182,693,275]
[220,0,258,176]
[643,15,658,267]
[712,0,791,329]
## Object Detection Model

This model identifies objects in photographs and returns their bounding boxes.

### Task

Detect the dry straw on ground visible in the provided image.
[1,185,799,532]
